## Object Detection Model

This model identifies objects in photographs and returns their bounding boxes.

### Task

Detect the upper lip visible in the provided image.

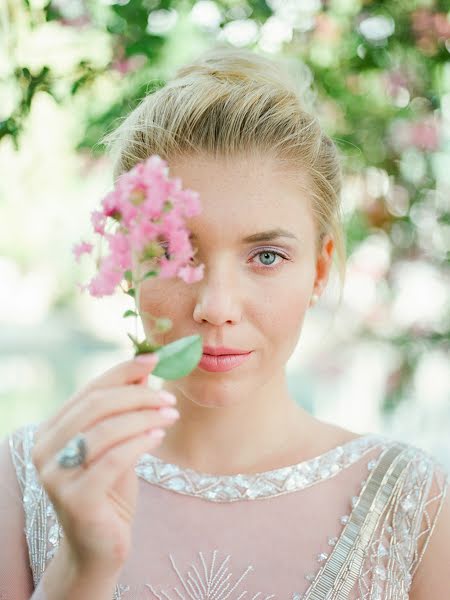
[203,345,251,356]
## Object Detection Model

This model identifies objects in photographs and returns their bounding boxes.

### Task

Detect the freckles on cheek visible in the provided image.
[139,281,190,324]
[138,281,168,317]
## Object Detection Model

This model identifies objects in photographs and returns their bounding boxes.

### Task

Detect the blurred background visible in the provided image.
[0,0,449,468]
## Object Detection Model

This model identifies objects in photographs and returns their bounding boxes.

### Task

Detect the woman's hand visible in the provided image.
[31,354,179,575]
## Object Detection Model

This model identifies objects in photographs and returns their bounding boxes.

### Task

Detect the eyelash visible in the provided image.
[248,247,289,270]
[159,244,289,270]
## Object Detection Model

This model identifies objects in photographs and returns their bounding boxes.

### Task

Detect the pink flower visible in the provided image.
[158,257,183,279]
[105,231,132,270]
[172,188,202,218]
[101,190,120,216]
[84,254,124,297]
[128,220,160,253]
[90,210,106,234]
[178,263,205,284]
[76,154,204,299]
[167,228,194,263]
[72,241,94,262]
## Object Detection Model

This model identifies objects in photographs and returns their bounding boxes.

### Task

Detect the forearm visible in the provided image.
[31,542,120,600]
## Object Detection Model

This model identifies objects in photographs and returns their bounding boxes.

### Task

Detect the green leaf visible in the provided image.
[125,288,135,297]
[152,335,203,380]
[124,270,133,284]
[123,309,137,318]
[143,269,158,279]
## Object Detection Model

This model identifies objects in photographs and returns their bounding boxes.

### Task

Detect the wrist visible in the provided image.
[42,541,121,600]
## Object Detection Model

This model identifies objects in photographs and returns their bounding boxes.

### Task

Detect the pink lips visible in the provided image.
[198,352,252,372]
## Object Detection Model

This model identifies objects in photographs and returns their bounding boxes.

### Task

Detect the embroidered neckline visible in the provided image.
[135,433,389,502]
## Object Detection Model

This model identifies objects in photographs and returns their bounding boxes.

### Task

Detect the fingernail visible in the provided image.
[159,407,180,419]
[135,353,159,366]
[148,428,166,439]
[158,390,177,405]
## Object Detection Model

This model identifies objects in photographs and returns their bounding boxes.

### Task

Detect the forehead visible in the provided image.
[169,154,315,240]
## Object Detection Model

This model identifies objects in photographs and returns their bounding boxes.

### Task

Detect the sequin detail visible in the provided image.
[134,434,385,502]
[144,550,275,599]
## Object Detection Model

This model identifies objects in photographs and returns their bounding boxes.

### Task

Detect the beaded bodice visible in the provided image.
[8,422,448,599]
[134,433,381,502]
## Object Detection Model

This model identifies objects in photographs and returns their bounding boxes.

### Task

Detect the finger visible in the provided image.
[41,405,178,484]
[81,428,167,493]
[80,406,179,468]
[41,354,160,433]
[39,428,167,524]
[84,354,160,390]
[33,386,176,469]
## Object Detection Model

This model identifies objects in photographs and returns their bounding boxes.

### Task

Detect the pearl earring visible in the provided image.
[310,293,319,306]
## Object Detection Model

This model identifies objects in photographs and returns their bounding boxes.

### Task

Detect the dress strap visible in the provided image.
[303,442,410,600]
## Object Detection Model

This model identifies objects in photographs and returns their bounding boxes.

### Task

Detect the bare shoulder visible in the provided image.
[305,418,366,455]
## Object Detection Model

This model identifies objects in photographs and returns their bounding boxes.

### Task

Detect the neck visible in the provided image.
[153,373,314,475]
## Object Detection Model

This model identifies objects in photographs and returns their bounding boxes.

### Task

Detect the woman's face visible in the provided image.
[135,154,333,407]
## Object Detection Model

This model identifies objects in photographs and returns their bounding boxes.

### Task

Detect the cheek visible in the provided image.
[138,279,187,320]
[255,279,310,341]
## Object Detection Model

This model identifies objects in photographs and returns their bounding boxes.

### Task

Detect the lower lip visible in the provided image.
[198,352,252,372]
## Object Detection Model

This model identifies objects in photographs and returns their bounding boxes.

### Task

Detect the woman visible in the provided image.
[0,46,448,600]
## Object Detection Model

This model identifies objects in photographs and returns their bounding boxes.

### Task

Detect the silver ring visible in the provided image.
[56,433,87,469]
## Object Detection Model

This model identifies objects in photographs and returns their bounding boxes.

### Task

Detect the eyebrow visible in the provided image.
[190,228,299,244]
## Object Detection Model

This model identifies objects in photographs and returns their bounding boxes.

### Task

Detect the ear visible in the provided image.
[313,233,334,297]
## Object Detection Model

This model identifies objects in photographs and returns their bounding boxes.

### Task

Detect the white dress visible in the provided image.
[0,422,448,599]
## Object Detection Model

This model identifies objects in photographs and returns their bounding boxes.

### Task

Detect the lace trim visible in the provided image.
[134,434,388,502]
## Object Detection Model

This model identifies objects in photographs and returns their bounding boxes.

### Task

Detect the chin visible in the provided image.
[192,397,239,409]
[184,387,242,409]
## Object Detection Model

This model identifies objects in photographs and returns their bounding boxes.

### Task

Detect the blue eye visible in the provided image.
[250,248,289,269]
[158,243,288,270]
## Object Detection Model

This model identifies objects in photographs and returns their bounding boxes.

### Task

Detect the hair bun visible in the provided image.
[172,44,316,112]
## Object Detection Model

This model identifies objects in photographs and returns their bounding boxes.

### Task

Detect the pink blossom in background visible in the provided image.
[384,69,412,100]
[388,117,440,153]
[111,55,147,75]
[411,8,450,55]
[409,119,440,151]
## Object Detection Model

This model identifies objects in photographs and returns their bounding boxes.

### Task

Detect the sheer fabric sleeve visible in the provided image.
[337,441,449,599]
[0,429,41,599]
[407,450,450,598]
[0,423,57,600]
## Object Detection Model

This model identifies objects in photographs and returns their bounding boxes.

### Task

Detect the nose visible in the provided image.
[192,259,242,326]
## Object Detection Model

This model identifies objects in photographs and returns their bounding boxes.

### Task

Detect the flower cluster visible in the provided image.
[72,155,205,359]
[73,155,204,298]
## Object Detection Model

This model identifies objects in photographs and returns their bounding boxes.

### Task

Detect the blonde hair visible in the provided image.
[100,44,346,303]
